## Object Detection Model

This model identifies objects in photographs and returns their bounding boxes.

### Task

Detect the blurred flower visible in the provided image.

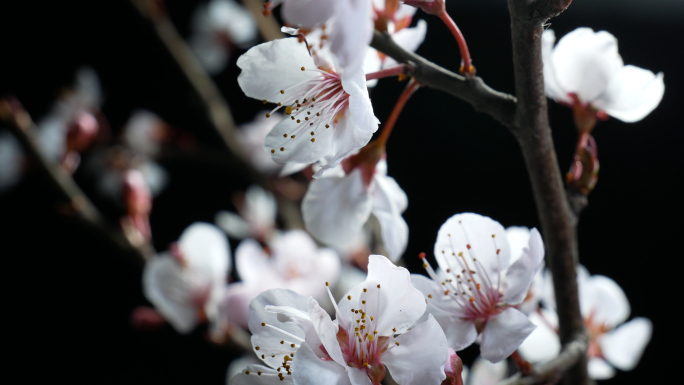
[245,255,447,385]
[237,37,378,175]
[217,229,341,329]
[302,156,408,261]
[412,213,544,362]
[143,223,231,334]
[189,0,257,74]
[0,132,23,192]
[215,185,278,241]
[519,267,652,380]
[542,28,664,124]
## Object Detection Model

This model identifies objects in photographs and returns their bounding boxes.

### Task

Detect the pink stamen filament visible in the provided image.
[365,65,407,81]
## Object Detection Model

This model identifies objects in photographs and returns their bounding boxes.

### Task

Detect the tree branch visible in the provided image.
[370,31,517,127]
[530,0,573,22]
[506,0,588,384]
[0,99,152,266]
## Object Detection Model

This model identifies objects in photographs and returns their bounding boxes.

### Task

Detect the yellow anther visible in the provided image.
[311,138,315,142]
[262,100,268,104]
[265,113,271,118]
[283,134,288,138]
[285,106,293,115]
[395,342,400,346]
[255,346,260,350]
[348,295,352,300]
[301,66,305,71]
[280,90,285,94]
[377,284,381,289]
[325,124,330,128]
[246,370,250,375]
[310,131,314,135]
[291,135,296,138]
[271,149,275,153]
[325,282,330,286]
[280,147,285,151]
[363,288,367,292]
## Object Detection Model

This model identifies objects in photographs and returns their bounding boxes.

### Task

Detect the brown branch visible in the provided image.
[506,0,588,384]
[370,31,517,127]
[0,99,152,266]
[373,5,587,384]
[498,333,589,385]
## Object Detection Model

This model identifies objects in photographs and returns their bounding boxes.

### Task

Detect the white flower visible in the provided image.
[302,158,408,261]
[542,27,664,123]
[237,37,379,174]
[239,255,448,385]
[412,213,545,362]
[217,229,341,329]
[143,223,231,333]
[122,110,167,157]
[267,0,374,73]
[189,0,257,74]
[518,267,652,379]
[215,185,278,241]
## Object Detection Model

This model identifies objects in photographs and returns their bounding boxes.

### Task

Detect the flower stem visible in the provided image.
[377,79,420,145]
[438,11,474,76]
[365,65,408,81]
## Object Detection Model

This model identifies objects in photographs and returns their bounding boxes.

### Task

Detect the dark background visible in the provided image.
[2,0,682,383]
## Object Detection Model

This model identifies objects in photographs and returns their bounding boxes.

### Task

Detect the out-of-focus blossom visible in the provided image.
[143,223,231,334]
[267,0,374,73]
[215,185,278,241]
[240,255,447,385]
[542,28,664,124]
[120,169,153,244]
[412,213,544,363]
[123,110,169,157]
[190,0,257,74]
[519,267,652,380]
[365,0,427,87]
[217,229,340,329]
[302,157,408,261]
[237,37,379,175]
[465,356,507,385]
[236,113,284,174]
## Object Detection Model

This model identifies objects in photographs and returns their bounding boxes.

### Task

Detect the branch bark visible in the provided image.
[370,31,517,127]
[507,0,588,384]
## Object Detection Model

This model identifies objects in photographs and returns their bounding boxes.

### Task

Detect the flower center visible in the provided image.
[265,68,349,155]
[421,224,506,327]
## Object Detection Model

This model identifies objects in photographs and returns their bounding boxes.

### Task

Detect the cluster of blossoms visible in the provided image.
[7,1,661,384]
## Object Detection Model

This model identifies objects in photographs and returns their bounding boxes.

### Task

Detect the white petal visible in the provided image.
[517,311,561,363]
[550,28,624,103]
[382,315,448,385]
[587,357,616,380]
[319,110,375,172]
[142,254,199,333]
[479,307,536,363]
[292,342,352,385]
[390,19,427,58]
[347,367,373,385]
[237,38,318,103]
[600,317,652,371]
[342,67,379,134]
[371,174,409,261]
[302,169,373,247]
[215,211,251,239]
[596,66,665,122]
[282,0,336,28]
[338,255,425,335]
[328,0,374,73]
[541,29,571,104]
[235,239,278,284]
[363,48,382,88]
[178,222,231,277]
[580,275,630,328]
[505,226,530,263]
[502,228,544,305]
[410,274,477,350]
[247,289,309,369]
[434,213,511,283]
[264,113,335,165]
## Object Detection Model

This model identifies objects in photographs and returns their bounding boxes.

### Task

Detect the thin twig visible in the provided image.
[0,98,152,265]
[370,31,516,127]
[240,0,284,41]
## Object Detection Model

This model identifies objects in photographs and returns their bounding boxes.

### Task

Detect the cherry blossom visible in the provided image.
[266,0,374,73]
[239,255,447,385]
[302,156,408,261]
[518,267,652,379]
[189,0,257,74]
[542,27,664,124]
[237,37,379,174]
[142,223,231,333]
[216,229,341,330]
[412,213,544,362]
[215,185,278,241]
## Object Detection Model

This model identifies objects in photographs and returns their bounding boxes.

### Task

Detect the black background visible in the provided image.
[2,0,682,383]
